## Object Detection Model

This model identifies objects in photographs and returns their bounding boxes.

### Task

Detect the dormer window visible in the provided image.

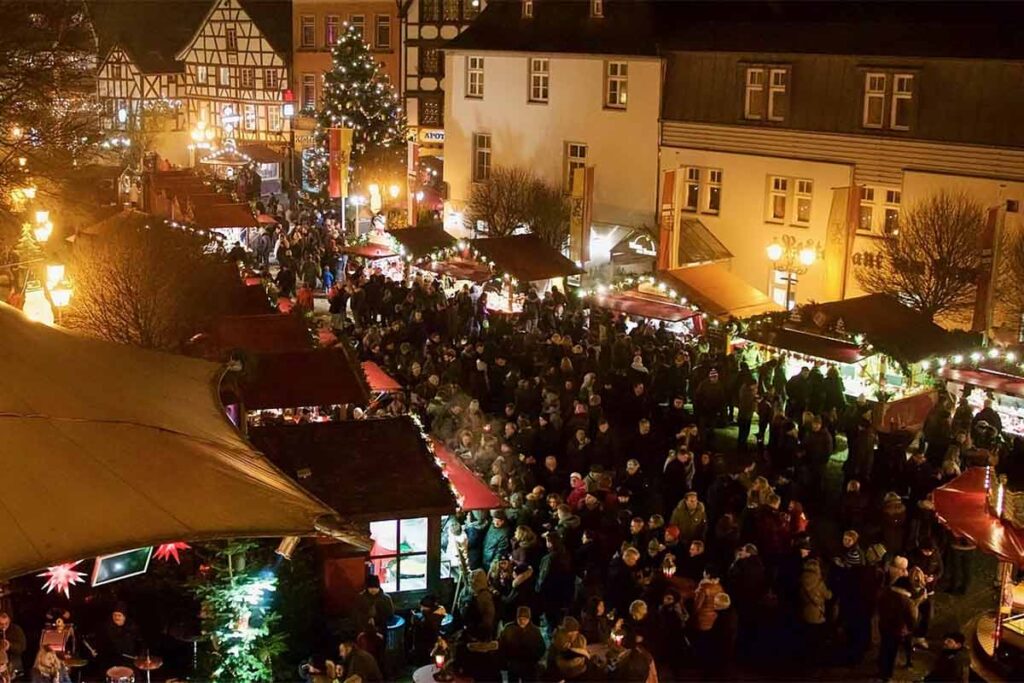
[590,0,603,18]
[522,0,533,18]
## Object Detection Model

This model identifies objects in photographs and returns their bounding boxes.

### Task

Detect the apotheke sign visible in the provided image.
[418,128,445,144]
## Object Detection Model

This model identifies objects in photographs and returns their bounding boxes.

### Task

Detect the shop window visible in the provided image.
[369,517,428,593]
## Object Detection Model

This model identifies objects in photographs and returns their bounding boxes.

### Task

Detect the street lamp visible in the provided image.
[34,211,53,243]
[766,235,821,310]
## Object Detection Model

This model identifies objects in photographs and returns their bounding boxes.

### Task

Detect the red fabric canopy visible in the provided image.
[362,361,403,393]
[594,290,696,323]
[342,244,398,259]
[933,467,1024,567]
[432,439,504,512]
[939,367,1024,399]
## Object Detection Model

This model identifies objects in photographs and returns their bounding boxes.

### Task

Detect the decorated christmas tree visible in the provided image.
[305,21,408,207]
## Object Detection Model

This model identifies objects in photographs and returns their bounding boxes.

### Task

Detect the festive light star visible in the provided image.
[38,562,87,597]
[154,541,192,564]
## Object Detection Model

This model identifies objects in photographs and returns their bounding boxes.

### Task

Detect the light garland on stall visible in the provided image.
[918,345,1022,373]
[578,274,722,324]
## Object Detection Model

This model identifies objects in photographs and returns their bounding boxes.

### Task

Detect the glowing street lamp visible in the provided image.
[34,211,53,243]
[766,235,821,310]
[45,263,65,288]
[766,242,784,263]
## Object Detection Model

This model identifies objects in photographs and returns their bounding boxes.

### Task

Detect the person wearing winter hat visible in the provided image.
[499,606,545,682]
[353,574,395,636]
[547,616,587,671]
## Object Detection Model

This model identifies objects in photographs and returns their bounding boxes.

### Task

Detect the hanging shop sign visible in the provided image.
[418,128,445,145]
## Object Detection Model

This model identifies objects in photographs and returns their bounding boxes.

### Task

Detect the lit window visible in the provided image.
[268,106,282,131]
[197,65,208,85]
[590,0,603,18]
[243,104,256,130]
[794,179,813,224]
[420,97,442,126]
[891,74,913,131]
[768,176,788,221]
[522,0,533,18]
[863,73,886,128]
[325,15,340,45]
[420,47,441,76]
[369,518,428,593]
[264,68,280,92]
[529,58,549,103]
[884,189,901,235]
[443,0,460,21]
[240,67,255,89]
[768,68,789,122]
[302,73,316,110]
[421,0,440,22]
[375,14,391,49]
[219,66,230,87]
[112,64,122,80]
[300,15,315,48]
[744,68,764,119]
[771,269,798,310]
[350,15,365,40]
[472,132,491,181]
[605,61,627,109]
[258,162,279,180]
[466,56,484,98]
[226,27,237,51]
[859,187,876,231]
[565,142,587,193]
[683,167,701,212]
[706,169,722,214]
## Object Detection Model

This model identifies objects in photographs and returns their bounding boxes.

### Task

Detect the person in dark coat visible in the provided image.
[482,509,513,569]
[97,604,141,671]
[339,638,384,682]
[785,367,810,418]
[925,632,970,682]
[537,533,575,630]
[462,569,497,639]
[352,575,395,635]
[0,612,27,677]
[499,607,546,682]
[502,564,539,623]
[607,547,642,615]
[877,577,917,681]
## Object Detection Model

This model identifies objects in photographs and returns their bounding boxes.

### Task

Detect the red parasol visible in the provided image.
[933,467,1024,567]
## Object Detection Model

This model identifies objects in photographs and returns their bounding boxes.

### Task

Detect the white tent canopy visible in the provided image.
[0,304,333,580]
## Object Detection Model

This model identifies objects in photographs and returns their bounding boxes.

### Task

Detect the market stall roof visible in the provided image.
[939,367,1024,399]
[741,326,866,364]
[234,348,370,410]
[422,256,493,283]
[934,467,1024,567]
[362,361,403,393]
[797,294,958,362]
[0,303,333,580]
[200,314,315,359]
[250,418,457,521]
[191,202,259,231]
[77,208,153,238]
[225,282,277,315]
[342,243,399,259]
[387,225,456,258]
[664,264,781,318]
[471,234,584,282]
[432,439,505,512]
[239,143,284,164]
[257,213,279,225]
[594,290,697,323]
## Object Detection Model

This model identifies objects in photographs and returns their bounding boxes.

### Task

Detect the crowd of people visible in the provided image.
[234,213,1000,682]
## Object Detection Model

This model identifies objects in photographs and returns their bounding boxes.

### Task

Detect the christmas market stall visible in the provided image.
[249,416,502,611]
[920,351,1024,439]
[0,302,336,582]
[188,196,259,249]
[934,467,1024,668]
[583,274,703,336]
[732,294,964,431]
[662,262,779,320]
[417,234,583,312]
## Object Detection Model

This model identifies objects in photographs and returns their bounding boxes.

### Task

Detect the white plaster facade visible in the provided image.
[443,49,662,261]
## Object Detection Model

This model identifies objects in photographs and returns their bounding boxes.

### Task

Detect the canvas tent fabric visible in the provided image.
[0,304,333,580]
[471,234,585,283]
[664,264,781,318]
[250,418,458,521]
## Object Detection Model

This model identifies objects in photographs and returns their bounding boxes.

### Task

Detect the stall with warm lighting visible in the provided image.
[918,346,1024,437]
[731,294,964,431]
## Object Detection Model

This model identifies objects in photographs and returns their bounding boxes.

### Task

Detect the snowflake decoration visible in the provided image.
[154,542,191,564]
[38,562,86,597]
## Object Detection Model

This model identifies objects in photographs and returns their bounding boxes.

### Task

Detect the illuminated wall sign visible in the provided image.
[91,547,153,587]
[628,234,658,257]
[418,128,445,144]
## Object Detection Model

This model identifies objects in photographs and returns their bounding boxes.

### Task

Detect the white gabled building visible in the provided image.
[441,0,663,267]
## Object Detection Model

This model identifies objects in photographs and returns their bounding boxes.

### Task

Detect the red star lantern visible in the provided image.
[154,542,191,564]
[38,562,86,598]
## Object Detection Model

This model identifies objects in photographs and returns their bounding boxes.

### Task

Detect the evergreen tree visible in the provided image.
[305,21,407,206]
